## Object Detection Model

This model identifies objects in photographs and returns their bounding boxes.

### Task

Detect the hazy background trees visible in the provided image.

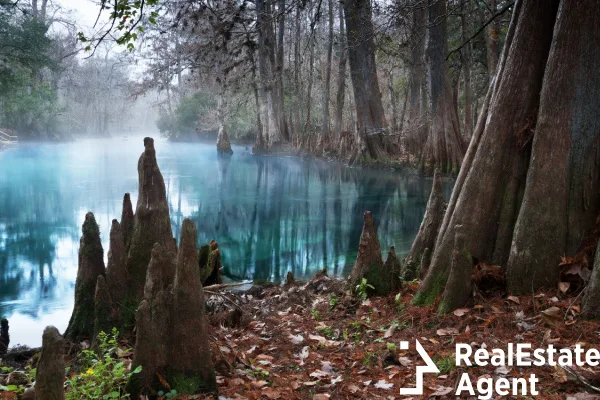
[1,0,513,165]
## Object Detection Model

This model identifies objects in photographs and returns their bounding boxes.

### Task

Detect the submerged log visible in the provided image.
[402,169,445,280]
[35,326,65,400]
[65,212,105,342]
[130,219,217,397]
[347,211,391,296]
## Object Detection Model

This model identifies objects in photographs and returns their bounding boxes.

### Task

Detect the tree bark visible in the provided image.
[506,0,600,293]
[65,212,105,342]
[423,0,464,173]
[405,3,428,159]
[438,225,472,313]
[35,326,64,400]
[584,239,600,319]
[216,95,233,155]
[293,3,302,141]
[256,0,284,146]
[347,211,391,296]
[126,138,176,300]
[333,2,347,138]
[275,0,289,142]
[461,0,473,141]
[414,0,559,307]
[320,0,334,139]
[402,169,445,280]
[388,71,398,134]
[343,0,388,161]
[485,0,500,78]
[130,220,217,396]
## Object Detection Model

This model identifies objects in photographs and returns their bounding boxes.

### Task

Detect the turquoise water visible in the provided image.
[0,137,445,346]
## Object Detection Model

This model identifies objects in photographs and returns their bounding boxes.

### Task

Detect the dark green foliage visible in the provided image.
[157,92,217,139]
[0,7,58,136]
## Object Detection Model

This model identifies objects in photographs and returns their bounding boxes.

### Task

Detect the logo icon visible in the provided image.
[399,340,439,395]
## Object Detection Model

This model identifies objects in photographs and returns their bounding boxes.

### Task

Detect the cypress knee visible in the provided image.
[130,221,216,397]
[126,137,176,300]
[65,212,105,342]
[35,326,65,400]
[347,211,390,296]
[0,319,8,356]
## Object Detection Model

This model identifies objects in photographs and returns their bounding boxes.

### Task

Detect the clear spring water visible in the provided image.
[0,137,449,346]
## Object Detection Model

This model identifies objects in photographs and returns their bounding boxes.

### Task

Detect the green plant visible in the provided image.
[329,294,339,309]
[386,343,397,351]
[317,325,336,340]
[362,352,376,366]
[355,278,374,301]
[157,389,178,398]
[311,309,320,321]
[66,328,141,399]
[435,355,456,374]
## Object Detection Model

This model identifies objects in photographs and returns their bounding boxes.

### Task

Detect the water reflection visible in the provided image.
[0,138,450,345]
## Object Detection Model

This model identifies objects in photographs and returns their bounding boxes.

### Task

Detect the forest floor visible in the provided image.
[2,271,600,399]
[202,271,600,400]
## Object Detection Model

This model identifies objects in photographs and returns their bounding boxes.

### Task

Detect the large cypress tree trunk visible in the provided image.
[405,4,427,163]
[343,0,388,162]
[333,2,347,138]
[256,0,282,146]
[275,0,289,142]
[422,0,464,173]
[414,0,559,306]
[320,0,334,140]
[485,0,500,78]
[460,0,473,141]
[506,0,600,293]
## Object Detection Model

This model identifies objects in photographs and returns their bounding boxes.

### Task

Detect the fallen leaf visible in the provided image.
[559,282,570,293]
[453,308,470,317]
[262,388,282,399]
[436,328,459,336]
[507,296,520,304]
[383,325,396,339]
[374,380,393,390]
[541,306,562,321]
[348,384,360,393]
[429,386,454,396]
[289,334,304,344]
[303,380,319,386]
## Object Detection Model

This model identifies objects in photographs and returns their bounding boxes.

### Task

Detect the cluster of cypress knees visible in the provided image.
[26,138,224,399]
[24,137,414,399]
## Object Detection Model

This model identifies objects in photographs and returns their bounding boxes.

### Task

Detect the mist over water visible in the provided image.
[0,137,449,346]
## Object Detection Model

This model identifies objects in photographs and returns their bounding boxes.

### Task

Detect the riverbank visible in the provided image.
[1,271,598,399]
